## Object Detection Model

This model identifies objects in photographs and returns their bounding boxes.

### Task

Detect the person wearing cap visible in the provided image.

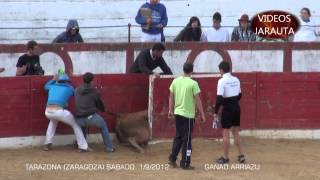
[43,73,90,152]
[202,12,229,42]
[231,14,256,42]
[52,19,84,43]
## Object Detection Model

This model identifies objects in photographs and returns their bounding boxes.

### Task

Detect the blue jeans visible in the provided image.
[76,113,114,151]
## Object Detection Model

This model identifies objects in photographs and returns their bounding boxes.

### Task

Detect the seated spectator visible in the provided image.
[16,40,44,76]
[135,0,168,42]
[130,43,173,75]
[294,7,319,42]
[231,14,256,42]
[174,16,203,42]
[53,19,84,43]
[202,12,229,42]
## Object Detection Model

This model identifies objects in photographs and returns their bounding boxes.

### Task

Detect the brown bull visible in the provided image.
[114,110,151,153]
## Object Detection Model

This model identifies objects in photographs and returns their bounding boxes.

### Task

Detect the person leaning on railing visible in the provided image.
[130,43,172,76]
[174,16,204,42]
[16,40,44,76]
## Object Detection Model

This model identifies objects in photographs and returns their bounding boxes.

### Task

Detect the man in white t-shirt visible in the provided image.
[294,7,319,42]
[202,12,229,42]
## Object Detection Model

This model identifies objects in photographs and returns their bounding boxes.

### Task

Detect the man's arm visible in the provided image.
[168,92,174,119]
[174,29,185,42]
[95,92,106,112]
[231,27,239,42]
[195,94,206,122]
[135,5,148,25]
[159,58,173,75]
[160,5,168,27]
[16,66,27,76]
[214,80,224,114]
[137,54,154,74]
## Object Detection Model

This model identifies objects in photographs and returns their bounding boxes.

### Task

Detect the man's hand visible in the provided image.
[154,73,161,78]
[201,113,206,123]
[168,110,174,120]
[146,17,152,25]
[0,67,5,73]
[53,74,58,81]
[16,65,27,76]
[157,24,164,29]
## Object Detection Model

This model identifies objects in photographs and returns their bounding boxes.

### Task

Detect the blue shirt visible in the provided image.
[135,2,168,35]
[44,80,74,108]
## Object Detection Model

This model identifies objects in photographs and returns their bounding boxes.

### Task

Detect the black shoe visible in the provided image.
[238,154,246,163]
[180,166,195,170]
[105,148,116,153]
[216,157,229,164]
[79,147,93,153]
[168,161,178,168]
[43,143,52,151]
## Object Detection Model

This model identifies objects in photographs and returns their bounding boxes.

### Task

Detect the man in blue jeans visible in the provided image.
[74,72,115,152]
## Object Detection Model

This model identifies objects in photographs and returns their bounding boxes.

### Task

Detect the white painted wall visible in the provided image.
[0,0,319,43]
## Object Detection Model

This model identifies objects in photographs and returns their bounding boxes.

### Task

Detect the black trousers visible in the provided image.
[169,115,194,168]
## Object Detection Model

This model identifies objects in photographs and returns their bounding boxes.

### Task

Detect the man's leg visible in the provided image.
[57,110,88,150]
[223,128,231,159]
[86,113,114,151]
[169,115,183,165]
[232,126,243,155]
[216,109,232,164]
[154,33,162,42]
[44,110,59,145]
[180,118,194,169]
[141,32,153,42]
[44,119,58,145]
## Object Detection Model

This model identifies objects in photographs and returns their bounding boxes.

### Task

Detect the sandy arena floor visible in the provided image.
[0,137,319,180]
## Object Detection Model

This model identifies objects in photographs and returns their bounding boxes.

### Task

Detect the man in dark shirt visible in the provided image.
[130,43,173,75]
[16,40,44,76]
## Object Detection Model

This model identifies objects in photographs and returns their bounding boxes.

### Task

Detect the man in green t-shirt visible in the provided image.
[168,62,206,170]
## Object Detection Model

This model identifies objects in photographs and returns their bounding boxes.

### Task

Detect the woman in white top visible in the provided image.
[294,7,319,42]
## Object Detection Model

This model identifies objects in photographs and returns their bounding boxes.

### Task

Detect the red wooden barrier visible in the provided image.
[0,74,149,138]
[151,73,320,139]
[1,73,320,139]
[151,74,257,138]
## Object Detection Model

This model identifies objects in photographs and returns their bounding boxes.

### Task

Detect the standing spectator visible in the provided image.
[174,16,203,42]
[294,7,319,42]
[168,62,206,170]
[214,61,245,164]
[75,72,115,153]
[53,19,84,43]
[16,40,44,76]
[43,73,90,152]
[135,0,168,42]
[231,14,256,42]
[130,43,172,75]
[202,12,229,42]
